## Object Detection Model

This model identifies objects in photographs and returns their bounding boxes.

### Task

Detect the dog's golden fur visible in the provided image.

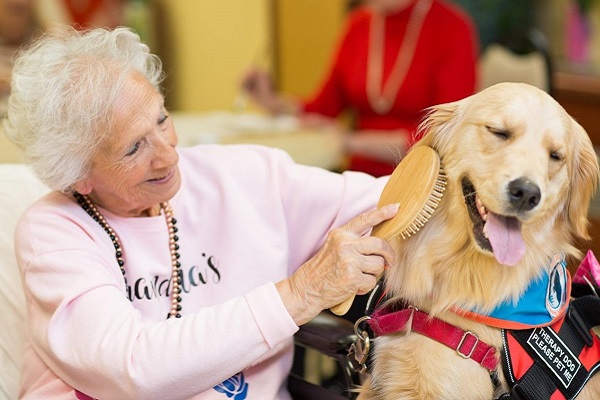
[357,82,600,399]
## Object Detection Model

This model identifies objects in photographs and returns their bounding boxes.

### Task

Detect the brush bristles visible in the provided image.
[400,168,447,239]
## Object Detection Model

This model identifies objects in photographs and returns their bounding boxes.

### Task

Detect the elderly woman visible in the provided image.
[4,27,397,399]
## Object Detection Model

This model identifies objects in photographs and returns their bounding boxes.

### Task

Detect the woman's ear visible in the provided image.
[72,178,93,195]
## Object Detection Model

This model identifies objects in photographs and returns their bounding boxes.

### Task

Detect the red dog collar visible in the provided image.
[367,305,498,371]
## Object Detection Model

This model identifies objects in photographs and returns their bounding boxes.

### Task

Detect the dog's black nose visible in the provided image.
[508,178,541,211]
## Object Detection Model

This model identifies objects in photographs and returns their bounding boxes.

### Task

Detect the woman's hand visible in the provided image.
[240,68,299,115]
[240,68,279,114]
[276,203,399,325]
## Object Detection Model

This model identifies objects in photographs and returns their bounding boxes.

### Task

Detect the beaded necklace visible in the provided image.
[366,0,432,115]
[73,192,182,319]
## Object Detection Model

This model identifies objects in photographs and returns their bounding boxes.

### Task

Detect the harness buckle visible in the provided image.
[457,331,479,359]
[348,316,372,373]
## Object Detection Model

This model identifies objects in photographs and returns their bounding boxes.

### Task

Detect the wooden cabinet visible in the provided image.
[554,72,600,143]
[553,71,600,264]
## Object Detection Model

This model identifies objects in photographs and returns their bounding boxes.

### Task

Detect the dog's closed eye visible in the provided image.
[485,125,510,140]
[549,150,563,162]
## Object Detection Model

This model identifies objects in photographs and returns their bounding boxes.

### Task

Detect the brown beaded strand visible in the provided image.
[162,202,183,318]
[73,192,182,319]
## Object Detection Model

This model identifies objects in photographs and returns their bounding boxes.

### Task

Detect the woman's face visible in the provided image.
[75,72,181,217]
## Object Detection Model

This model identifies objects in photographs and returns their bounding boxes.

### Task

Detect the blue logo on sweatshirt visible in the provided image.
[214,372,249,399]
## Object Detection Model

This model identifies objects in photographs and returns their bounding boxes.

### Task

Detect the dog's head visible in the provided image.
[416,82,599,268]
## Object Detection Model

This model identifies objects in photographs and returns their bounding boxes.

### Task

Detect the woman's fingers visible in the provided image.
[354,249,386,276]
[344,203,400,238]
[241,68,273,103]
[330,203,399,280]
[356,273,379,296]
[352,235,395,271]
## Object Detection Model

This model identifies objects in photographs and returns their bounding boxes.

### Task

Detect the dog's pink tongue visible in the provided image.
[486,212,526,266]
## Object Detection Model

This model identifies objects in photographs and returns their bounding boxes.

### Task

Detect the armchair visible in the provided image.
[0,164,49,400]
[478,28,553,94]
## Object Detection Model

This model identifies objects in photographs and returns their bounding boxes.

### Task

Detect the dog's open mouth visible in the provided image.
[462,178,526,266]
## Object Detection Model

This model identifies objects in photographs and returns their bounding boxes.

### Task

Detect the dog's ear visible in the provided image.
[566,117,600,240]
[416,97,467,152]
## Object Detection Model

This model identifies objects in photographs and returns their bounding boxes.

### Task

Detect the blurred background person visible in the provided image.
[35,0,128,31]
[0,0,37,117]
[2,0,130,118]
[242,0,479,177]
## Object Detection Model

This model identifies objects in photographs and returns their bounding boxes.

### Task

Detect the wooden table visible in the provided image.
[171,112,345,171]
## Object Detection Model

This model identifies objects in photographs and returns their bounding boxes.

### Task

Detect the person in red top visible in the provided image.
[243,0,479,177]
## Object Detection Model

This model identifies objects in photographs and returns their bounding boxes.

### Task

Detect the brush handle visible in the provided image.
[330,295,355,316]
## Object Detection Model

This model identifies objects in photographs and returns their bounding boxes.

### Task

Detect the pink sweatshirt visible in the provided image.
[15,144,386,399]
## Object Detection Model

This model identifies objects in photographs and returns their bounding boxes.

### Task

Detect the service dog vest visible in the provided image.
[500,295,600,400]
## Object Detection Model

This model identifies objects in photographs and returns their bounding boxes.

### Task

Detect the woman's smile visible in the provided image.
[147,169,175,184]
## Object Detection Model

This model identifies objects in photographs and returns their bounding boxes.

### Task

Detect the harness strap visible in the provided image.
[568,295,600,345]
[511,363,564,399]
[367,305,498,371]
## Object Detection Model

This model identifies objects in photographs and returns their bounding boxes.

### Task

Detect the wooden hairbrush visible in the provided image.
[330,146,447,316]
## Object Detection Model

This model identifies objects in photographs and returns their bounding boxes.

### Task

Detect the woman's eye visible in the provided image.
[126,141,141,156]
[159,112,169,125]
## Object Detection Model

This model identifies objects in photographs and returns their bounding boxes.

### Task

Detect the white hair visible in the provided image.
[3,27,164,191]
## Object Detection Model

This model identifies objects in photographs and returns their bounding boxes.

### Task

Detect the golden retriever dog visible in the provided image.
[357,82,600,399]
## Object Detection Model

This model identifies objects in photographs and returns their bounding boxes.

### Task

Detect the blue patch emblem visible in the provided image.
[214,372,249,399]
[546,253,567,318]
